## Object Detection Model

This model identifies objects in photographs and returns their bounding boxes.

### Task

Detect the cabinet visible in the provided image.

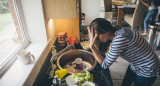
[43,0,77,19]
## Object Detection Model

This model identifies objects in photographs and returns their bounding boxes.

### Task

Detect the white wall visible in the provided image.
[81,0,100,25]
[20,0,47,43]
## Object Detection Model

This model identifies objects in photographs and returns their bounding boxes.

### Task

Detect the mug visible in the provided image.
[17,49,35,64]
[73,58,83,69]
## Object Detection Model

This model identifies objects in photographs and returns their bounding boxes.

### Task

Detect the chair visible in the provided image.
[132,0,137,4]
[124,1,147,30]
[132,0,140,4]
[127,0,138,4]
[104,0,117,24]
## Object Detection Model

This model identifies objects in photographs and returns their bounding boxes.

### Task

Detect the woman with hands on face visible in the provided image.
[88,18,160,86]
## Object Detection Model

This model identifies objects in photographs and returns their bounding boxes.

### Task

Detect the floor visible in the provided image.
[110,57,160,86]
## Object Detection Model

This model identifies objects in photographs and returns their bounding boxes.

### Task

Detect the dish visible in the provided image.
[66,75,78,86]
[82,81,95,86]
[72,71,93,86]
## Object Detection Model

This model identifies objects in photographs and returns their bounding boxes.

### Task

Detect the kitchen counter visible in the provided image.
[32,39,113,86]
[48,43,113,86]
[0,43,47,86]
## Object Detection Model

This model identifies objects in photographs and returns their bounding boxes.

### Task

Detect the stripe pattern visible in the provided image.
[101,28,160,77]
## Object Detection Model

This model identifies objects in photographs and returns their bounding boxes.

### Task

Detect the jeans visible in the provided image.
[121,65,157,86]
[144,9,158,31]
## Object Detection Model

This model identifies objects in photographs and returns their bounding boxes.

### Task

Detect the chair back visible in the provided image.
[104,0,112,12]
[132,1,147,27]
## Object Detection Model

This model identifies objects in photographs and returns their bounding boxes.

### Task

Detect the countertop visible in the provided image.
[47,43,113,86]
[0,43,47,86]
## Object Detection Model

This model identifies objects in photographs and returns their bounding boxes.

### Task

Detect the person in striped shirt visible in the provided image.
[88,18,160,86]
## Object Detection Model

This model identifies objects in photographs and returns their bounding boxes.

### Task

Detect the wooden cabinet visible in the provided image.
[42,0,77,19]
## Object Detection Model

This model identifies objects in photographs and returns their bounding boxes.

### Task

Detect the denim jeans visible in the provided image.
[144,9,158,31]
[121,65,157,86]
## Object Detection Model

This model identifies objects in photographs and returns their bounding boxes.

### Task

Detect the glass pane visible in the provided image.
[0,0,24,64]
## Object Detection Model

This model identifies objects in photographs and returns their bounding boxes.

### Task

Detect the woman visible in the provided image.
[88,18,160,86]
[141,0,158,35]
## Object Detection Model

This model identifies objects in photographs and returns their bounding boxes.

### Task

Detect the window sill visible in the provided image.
[0,42,47,86]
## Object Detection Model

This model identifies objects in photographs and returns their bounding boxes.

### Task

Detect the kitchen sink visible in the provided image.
[57,49,97,73]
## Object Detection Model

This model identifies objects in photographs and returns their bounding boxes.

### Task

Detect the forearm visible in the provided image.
[91,47,104,64]
[140,0,149,6]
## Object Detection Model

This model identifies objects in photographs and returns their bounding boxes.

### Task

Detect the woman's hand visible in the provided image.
[87,26,103,65]
[87,26,98,50]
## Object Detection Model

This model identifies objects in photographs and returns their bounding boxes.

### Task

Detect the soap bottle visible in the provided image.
[58,78,61,86]
[52,46,57,56]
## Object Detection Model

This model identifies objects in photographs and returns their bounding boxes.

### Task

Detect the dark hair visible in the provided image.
[90,18,119,54]
[90,18,118,34]
[81,13,85,16]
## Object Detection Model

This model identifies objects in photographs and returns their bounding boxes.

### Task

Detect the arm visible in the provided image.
[87,26,104,64]
[91,47,104,64]
[140,0,149,6]
[87,26,128,69]
[101,36,129,69]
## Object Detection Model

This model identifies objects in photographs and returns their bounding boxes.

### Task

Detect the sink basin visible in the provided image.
[57,49,97,73]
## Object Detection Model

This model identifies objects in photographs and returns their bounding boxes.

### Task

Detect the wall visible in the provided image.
[81,0,100,25]
[20,0,47,43]
[45,19,57,46]
[44,17,80,43]
[41,0,80,42]
[100,0,104,11]
[54,16,80,40]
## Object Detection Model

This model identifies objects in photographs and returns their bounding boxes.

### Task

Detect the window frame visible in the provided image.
[0,0,29,77]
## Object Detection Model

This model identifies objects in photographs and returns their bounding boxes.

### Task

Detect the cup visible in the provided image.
[66,75,78,86]
[17,49,35,64]
[73,58,83,69]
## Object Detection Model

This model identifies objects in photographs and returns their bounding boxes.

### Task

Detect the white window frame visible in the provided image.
[0,0,29,77]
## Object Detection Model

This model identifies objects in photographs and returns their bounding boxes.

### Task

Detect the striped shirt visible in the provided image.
[101,28,160,77]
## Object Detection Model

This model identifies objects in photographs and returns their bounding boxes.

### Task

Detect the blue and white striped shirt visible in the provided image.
[101,28,160,77]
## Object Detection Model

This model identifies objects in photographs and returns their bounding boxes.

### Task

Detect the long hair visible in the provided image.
[89,18,118,53]
[90,18,118,34]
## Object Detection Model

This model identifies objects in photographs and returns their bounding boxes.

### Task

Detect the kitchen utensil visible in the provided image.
[82,81,95,86]
[17,49,35,64]
[57,32,67,47]
[72,58,83,69]
[57,50,97,74]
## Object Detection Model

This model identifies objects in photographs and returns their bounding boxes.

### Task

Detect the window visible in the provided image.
[0,0,29,76]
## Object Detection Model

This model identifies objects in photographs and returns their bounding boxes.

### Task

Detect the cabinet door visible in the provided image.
[43,0,77,19]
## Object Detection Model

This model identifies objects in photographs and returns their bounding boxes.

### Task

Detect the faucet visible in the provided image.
[50,44,74,63]
[49,45,74,77]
